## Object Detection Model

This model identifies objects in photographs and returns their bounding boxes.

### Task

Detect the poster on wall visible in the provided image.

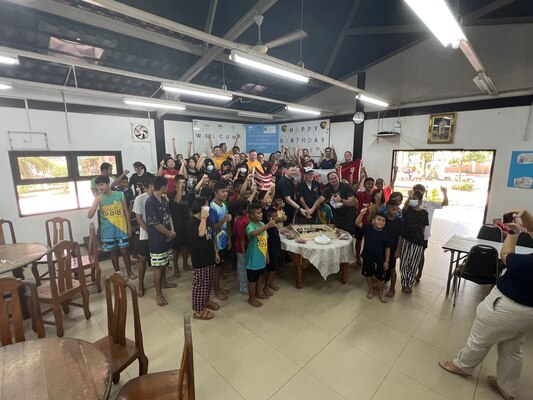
[246,124,279,154]
[279,119,330,158]
[507,151,533,189]
[192,119,246,155]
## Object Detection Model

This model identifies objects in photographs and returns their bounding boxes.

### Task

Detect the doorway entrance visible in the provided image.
[392,149,496,245]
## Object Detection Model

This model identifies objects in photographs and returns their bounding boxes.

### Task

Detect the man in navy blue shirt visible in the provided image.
[439,208,533,400]
[318,147,337,169]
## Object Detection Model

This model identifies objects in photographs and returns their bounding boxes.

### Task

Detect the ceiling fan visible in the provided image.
[245,14,308,54]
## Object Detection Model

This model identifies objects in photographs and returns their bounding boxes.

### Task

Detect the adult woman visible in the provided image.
[440,208,533,400]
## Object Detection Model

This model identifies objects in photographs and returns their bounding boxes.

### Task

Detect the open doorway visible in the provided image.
[392,149,496,245]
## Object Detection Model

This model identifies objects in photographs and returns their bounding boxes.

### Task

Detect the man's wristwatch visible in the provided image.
[508,229,518,235]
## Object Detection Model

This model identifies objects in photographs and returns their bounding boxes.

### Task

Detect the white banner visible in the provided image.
[192,119,246,155]
[279,119,330,158]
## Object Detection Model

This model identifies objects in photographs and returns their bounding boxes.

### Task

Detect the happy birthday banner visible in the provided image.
[279,119,330,157]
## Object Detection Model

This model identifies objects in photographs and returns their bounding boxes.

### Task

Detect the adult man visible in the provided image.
[246,149,264,173]
[338,151,353,168]
[440,208,533,400]
[208,133,240,159]
[318,147,338,169]
[413,183,449,281]
[277,162,308,225]
[308,171,357,234]
[211,146,227,170]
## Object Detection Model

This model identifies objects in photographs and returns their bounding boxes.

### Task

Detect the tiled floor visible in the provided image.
[21,218,533,400]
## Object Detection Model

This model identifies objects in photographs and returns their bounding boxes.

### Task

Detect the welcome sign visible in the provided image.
[279,119,330,157]
[192,119,246,155]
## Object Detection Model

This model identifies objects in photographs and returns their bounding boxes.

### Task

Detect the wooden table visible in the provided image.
[280,235,355,288]
[0,338,111,400]
[0,243,49,275]
[442,235,532,296]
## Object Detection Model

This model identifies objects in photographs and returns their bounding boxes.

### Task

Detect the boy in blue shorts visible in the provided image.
[87,175,135,279]
[245,203,276,307]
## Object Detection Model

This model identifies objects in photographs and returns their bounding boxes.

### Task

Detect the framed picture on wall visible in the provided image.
[427,113,456,144]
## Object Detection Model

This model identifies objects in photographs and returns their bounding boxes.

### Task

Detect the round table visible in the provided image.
[0,243,49,275]
[0,338,111,400]
[280,235,355,288]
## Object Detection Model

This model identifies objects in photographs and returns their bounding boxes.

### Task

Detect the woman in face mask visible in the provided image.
[204,159,216,173]
[398,190,429,294]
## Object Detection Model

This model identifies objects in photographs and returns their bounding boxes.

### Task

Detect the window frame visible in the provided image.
[9,150,123,217]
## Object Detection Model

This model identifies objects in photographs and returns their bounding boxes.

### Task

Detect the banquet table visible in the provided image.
[0,337,111,400]
[280,235,355,288]
[0,243,49,276]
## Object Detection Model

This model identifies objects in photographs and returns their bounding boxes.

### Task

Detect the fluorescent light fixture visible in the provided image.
[356,94,389,108]
[0,51,19,65]
[229,50,309,83]
[285,105,321,116]
[237,111,274,120]
[123,97,186,111]
[0,81,13,90]
[404,0,466,48]
[161,83,232,101]
[473,72,498,95]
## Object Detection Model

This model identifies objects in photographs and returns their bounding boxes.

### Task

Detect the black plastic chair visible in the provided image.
[477,225,502,242]
[453,244,500,306]
[517,232,533,248]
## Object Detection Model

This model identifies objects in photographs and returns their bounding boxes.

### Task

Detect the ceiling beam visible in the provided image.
[463,0,515,20]
[204,0,218,35]
[323,0,363,76]
[178,0,278,83]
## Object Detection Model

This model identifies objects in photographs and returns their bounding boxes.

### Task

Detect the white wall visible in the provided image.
[0,106,156,243]
[362,106,533,222]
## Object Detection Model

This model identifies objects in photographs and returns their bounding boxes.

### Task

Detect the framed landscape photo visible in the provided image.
[427,113,456,144]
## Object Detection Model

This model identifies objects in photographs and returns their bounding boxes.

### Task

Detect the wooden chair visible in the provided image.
[71,223,102,292]
[0,219,16,245]
[93,273,148,384]
[116,313,195,400]
[36,240,91,337]
[0,277,45,346]
[32,217,74,285]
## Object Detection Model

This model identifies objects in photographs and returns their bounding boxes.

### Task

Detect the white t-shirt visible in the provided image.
[421,200,442,240]
[133,192,149,240]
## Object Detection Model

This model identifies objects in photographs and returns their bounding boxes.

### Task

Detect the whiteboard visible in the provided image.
[8,131,49,150]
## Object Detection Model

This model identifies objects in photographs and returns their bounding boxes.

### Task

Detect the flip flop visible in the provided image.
[206,300,220,311]
[438,360,468,376]
[193,309,215,320]
[488,376,514,400]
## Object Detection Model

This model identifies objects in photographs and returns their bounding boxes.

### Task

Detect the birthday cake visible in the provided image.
[289,224,337,240]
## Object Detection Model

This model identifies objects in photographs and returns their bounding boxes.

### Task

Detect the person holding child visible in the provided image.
[356,207,391,303]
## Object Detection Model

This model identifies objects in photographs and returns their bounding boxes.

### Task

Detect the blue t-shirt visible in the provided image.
[362,224,390,264]
[497,253,533,307]
[320,159,336,169]
[246,221,268,270]
[209,200,228,250]
[379,204,403,219]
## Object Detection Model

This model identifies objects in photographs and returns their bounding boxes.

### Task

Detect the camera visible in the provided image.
[502,212,514,223]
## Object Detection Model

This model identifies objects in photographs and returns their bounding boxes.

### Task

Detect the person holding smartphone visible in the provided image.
[439,208,533,400]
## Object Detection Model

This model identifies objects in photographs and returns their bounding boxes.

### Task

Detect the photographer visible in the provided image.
[439,208,533,400]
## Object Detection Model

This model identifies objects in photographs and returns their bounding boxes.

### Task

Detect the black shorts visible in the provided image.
[361,260,386,281]
[247,268,265,283]
[354,226,365,240]
[423,239,429,250]
[215,249,227,267]
[266,255,281,272]
[138,239,149,257]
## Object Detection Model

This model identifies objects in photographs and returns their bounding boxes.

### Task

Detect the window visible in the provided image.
[9,151,123,217]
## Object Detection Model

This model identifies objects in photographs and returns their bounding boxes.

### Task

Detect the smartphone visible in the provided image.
[502,212,514,223]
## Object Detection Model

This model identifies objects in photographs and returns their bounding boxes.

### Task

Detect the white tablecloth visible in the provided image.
[280,236,356,279]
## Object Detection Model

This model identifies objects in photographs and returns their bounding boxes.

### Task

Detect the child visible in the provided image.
[209,180,232,301]
[400,191,429,293]
[245,203,276,307]
[355,176,375,265]
[144,176,177,306]
[265,208,282,293]
[170,175,191,276]
[316,202,333,225]
[356,207,390,303]
[272,198,287,229]
[381,199,403,298]
[187,196,220,320]
[87,175,136,279]
[132,178,154,297]
[233,199,250,294]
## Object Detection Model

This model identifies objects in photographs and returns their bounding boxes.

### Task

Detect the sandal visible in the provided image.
[193,309,215,320]
[206,300,220,311]
[488,376,514,400]
[438,360,468,376]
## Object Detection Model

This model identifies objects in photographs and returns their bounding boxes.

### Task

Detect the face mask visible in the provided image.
[408,199,419,207]
[239,167,247,173]
[206,165,214,171]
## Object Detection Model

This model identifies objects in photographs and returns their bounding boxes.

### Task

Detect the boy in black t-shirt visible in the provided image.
[356,208,390,303]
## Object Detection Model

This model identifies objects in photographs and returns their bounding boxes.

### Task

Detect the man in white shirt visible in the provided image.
[413,184,449,281]
[132,178,154,296]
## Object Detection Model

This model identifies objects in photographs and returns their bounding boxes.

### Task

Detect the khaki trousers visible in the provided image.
[453,287,533,397]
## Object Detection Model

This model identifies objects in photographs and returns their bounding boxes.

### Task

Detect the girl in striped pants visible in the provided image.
[400,191,429,293]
